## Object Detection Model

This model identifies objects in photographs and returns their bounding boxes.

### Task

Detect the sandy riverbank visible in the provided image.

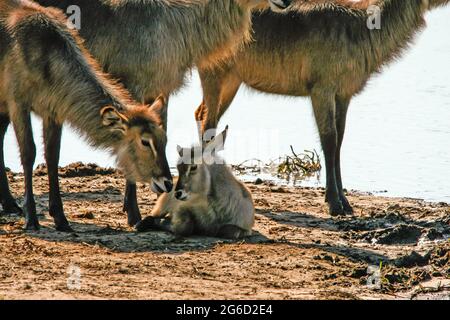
[0,163,449,300]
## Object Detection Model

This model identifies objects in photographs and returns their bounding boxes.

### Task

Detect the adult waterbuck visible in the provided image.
[0,0,172,231]
[195,0,450,216]
[34,0,294,226]
[137,126,255,239]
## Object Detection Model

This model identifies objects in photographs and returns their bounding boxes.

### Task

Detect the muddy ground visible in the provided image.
[0,163,449,300]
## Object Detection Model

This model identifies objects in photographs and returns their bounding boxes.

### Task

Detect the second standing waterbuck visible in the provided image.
[0,0,172,231]
[195,0,450,216]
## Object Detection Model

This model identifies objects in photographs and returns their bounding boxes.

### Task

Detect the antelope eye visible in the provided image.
[141,139,151,147]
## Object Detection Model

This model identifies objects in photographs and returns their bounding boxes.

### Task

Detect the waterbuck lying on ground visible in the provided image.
[195,0,450,216]
[136,126,255,239]
[35,0,293,226]
[0,0,172,231]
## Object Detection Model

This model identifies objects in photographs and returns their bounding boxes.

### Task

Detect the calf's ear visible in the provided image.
[177,145,184,157]
[205,125,229,156]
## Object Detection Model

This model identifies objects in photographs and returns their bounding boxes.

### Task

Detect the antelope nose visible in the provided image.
[164,180,173,193]
[151,177,171,194]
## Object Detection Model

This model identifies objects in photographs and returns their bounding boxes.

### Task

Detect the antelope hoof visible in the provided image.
[328,201,345,217]
[55,223,74,233]
[341,196,354,215]
[128,215,141,227]
[24,219,40,231]
[135,217,156,232]
[50,212,73,232]
[123,201,142,227]
[1,200,22,215]
[124,205,142,227]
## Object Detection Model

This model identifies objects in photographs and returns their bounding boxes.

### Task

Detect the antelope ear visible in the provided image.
[100,106,129,133]
[177,145,184,157]
[205,125,229,154]
[149,95,168,131]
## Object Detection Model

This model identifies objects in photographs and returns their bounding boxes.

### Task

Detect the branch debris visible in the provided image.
[232,146,322,181]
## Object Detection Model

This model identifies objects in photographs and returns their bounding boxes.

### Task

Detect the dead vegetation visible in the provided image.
[33,162,119,178]
[232,146,322,182]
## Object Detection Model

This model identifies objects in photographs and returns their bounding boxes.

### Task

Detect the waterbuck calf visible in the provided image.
[195,0,450,216]
[0,0,172,231]
[136,126,255,239]
[35,0,293,226]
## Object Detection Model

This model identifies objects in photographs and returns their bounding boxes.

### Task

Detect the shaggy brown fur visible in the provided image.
[195,0,450,216]
[34,0,294,226]
[137,127,255,239]
[0,0,172,231]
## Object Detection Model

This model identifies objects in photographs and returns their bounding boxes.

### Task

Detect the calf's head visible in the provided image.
[174,126,229,201]
[100,96,173,193]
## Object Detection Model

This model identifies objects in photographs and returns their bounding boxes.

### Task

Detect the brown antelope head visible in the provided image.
[174,126,229,201]
[100,96,173,193]
[237,0,292,11]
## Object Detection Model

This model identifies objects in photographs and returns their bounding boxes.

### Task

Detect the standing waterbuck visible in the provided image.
[35,0,294,226]
[195,0,450,216]
[137,126,255,239]
[0,0,172,231]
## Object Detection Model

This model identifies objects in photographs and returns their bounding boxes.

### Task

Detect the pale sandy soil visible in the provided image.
[0,163,449,300]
